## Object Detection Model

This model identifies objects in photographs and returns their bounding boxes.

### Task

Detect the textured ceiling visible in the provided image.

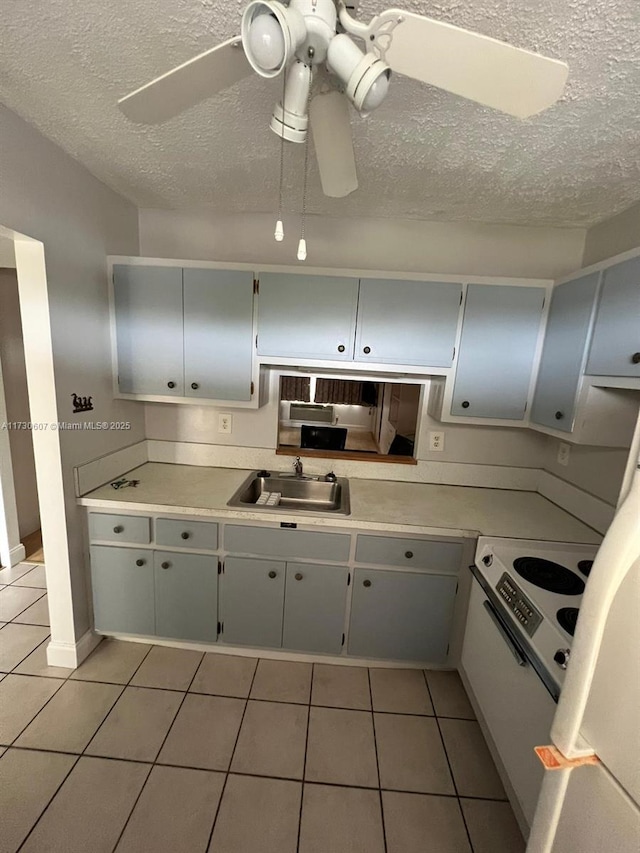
[1,0,639,226]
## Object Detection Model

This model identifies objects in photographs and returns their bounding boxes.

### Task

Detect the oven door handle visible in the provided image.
[482,600,527,667]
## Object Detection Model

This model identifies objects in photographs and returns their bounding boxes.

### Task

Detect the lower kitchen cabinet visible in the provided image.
[154,551,218,642]
[219,557,285,648]
[348,568,458,662]
[90,545,155,636]
[283,563,348,654]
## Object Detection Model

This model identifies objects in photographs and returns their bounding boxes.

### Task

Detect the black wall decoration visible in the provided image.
[71,393,94,413]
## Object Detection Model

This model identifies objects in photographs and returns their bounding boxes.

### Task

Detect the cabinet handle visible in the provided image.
[461,401,470,409]
[113,525,124,534]
[167,381,175,389]
[135,559,146,567]
[363,579,372,587]
[181,531,190,540]
[161,561,171,570]
[632,352,640,365]
[295,572,303,581]
[363,346,371,354]
[268,570,277,579]
[555,411,564,420]
[191,382,199,390]
[337,344,345,353]
[405,551,413,559]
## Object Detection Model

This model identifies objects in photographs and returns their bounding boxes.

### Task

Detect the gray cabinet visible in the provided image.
[89,512,151,544]
[224,525,350,563]
[155,518,218,551]
[154,551,218,642]
[113,265,184,396]
[283,563,348,654]
[531,274,599,431]
[348,568,457,662]
[113,264,255,400]
[90,545,155,636]
[586,256,640,377]
[257,273,359,360]
[452,284,545,419]
[355,279,461,366]
[220,557,285,648]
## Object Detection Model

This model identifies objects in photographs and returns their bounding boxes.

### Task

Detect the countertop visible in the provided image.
[78,463,602,544]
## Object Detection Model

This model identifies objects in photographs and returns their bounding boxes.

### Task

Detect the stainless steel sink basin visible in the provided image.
[227,472,350,516]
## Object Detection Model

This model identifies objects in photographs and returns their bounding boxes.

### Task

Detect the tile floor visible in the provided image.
[0,562,526,853]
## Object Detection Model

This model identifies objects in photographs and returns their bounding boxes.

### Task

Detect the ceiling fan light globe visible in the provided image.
[327,34,391,112]
[360,68,390,112]
[248,14,286,70]
[241,0,306,78]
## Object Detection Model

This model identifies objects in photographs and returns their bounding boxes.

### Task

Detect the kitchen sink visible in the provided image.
[227,471,350,516]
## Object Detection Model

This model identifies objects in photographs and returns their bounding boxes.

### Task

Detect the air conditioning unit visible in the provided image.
[289,403,334,424]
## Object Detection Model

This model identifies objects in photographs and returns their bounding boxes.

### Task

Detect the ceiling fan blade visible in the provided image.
[374,10,568,118]
[310,91,358,198]
[118,36,252,124]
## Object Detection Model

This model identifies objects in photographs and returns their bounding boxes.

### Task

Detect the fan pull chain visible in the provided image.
[274,70,287,242]
[297,64,314,261]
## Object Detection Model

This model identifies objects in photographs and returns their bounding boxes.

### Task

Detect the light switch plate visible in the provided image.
[218,413,233,434]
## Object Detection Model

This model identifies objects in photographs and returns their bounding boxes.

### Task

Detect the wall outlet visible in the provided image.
[557,442,571,467]
[218,413,233,435]
[429,431,445,452]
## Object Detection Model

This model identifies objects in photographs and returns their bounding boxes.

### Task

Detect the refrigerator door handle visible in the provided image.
[483,599,528,667]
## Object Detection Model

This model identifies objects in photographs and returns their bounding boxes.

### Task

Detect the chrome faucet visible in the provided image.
[293,456,303,477]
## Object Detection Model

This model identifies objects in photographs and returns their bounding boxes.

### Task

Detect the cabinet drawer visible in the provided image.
[155,518,218,551]
[224,525,350,563]
[355,535,462,572]
[89,513,151,544]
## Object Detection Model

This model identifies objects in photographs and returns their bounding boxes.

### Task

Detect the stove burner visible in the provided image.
[578,560,593,578]
[557,607,580,637]
[513,557,585,595]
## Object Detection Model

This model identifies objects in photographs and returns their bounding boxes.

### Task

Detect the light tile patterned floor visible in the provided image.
[0,562,526,852]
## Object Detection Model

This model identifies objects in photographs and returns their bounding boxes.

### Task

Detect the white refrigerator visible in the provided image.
[527,431,640,852]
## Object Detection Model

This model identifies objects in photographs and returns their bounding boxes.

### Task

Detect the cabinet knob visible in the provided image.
[337,344,345,353]
[167,381,175,389]
[135,558,146,567]
[461,401,470,409]
[295,572,303,581]
[632,352,640,365]
[161,561,171,570]
[363,579,372,587]
[363,346,371,354]
[181,531,190,540]
[405,551,413,559]
[555,411,564,420]
[113,525,124,534]
[191,382,199,390]
[268,570,277,579]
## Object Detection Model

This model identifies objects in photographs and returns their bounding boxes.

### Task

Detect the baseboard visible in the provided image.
[46,629,102,669]
[9,543,26,566]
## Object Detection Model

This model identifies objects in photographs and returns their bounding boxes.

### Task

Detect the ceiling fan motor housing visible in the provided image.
[290,0,337,64]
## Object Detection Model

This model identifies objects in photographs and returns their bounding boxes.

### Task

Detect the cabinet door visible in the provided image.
[586,257,640,377]
[283,563,348,654]
[257,273,359,360]
[113,265,184,396]
[220,557,285,648]
[452,284,545,419]
[531,274,599,431]
[348,569,457,662]
[355,279,462,366]
[90,545,154,635]
[183,269,255,401]
[154,551,218,643]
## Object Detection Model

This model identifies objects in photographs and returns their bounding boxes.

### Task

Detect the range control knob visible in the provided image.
[482,554,493,567]
[554,648,571,670]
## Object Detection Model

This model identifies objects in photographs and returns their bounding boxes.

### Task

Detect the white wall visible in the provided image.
[0,238,15,267]
[541,437,630,507]
[583,202,640,266]
[0,268,40,538]
[139,209,586,280]
[0,104,142,652]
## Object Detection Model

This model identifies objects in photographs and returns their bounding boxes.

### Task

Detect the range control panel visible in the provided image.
[496,573,542,637]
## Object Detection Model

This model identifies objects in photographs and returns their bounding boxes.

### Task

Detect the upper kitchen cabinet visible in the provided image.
[531,273,600,432]
[112,263,260,406]
[451,284,546,420]
[354,279,462,366]
[256,273,359,360]
[586,256,640,378]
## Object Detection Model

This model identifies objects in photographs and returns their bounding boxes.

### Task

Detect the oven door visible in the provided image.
[460,574,557,831]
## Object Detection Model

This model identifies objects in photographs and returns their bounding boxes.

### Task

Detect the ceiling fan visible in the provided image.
[118,0,568,201]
